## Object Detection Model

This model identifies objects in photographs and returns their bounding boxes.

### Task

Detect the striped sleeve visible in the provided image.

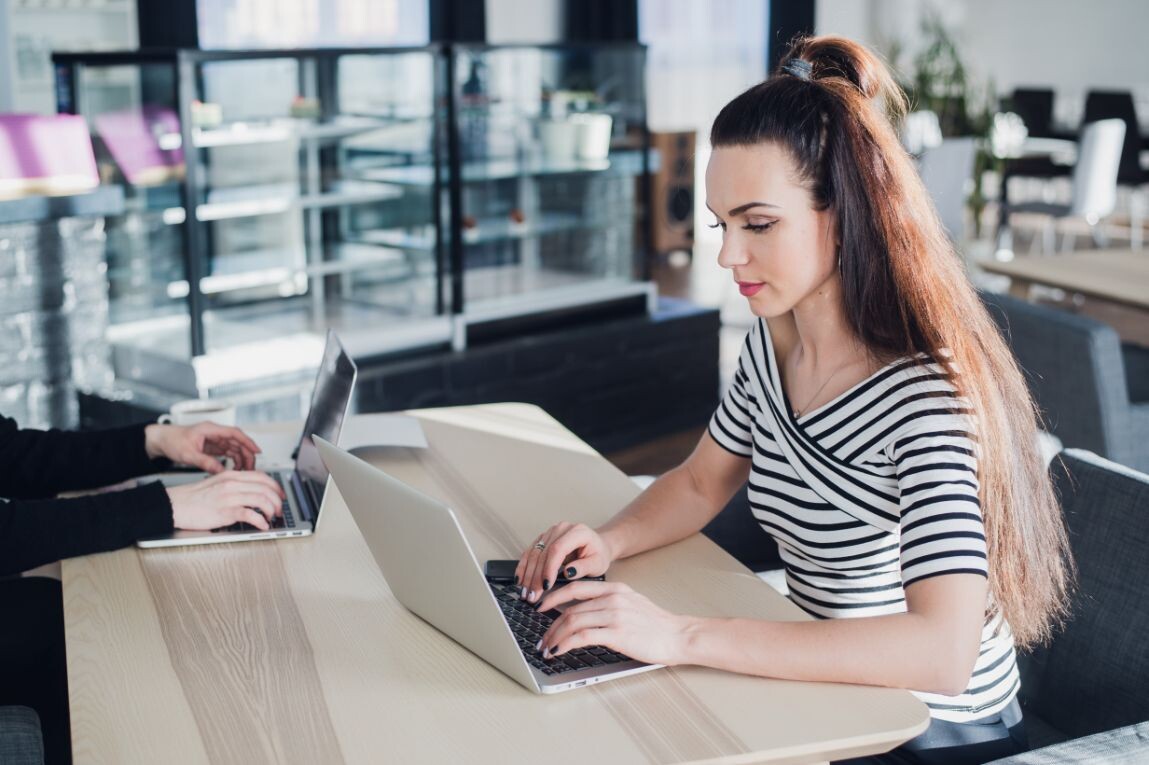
[888,385,987,589]
[707,331,756,458]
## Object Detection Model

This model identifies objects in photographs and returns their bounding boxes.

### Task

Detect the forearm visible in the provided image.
[678,612,977,696]
[0,418,169,498]
[598,464,723,562]
[0,482,174,576]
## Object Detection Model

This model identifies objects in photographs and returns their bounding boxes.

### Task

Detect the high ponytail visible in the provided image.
[711,35,1074,649]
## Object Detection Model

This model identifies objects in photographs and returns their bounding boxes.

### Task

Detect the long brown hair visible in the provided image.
[710,35,1073,648]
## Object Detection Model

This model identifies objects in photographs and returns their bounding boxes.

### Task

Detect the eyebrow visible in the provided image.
[705,201,781,216]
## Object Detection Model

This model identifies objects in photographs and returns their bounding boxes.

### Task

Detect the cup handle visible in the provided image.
[157,414,173,425]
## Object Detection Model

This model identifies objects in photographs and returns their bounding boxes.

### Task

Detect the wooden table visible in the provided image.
[979,249,1149,345]
[63,404,929,764]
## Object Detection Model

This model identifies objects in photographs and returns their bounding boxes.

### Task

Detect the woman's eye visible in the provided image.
[707,220,726,231]
[742,221,776,234]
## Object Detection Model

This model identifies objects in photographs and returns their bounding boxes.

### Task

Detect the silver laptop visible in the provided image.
[313,436,662,694]
[138,330,357,548]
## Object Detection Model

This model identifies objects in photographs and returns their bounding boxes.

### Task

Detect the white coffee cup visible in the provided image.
[158,398,237,427]
[539,118,579,163]
[572,113,613,161]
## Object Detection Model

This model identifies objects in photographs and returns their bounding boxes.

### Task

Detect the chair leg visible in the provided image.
[994,214,1014,259]
[1132,189,1145,250]
[1090,222,1109,249]
[1060,224,1076,253]
[1042,218,1055,255]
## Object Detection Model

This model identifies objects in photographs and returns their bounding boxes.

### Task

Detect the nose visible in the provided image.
[716,233,750,271]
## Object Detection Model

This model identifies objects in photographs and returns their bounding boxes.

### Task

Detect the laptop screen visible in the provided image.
[294,332,357,504]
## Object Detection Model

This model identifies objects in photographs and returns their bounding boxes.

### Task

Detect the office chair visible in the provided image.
[1084,90,1146,248]
[996,119,1125,254]
[918,137,978,244]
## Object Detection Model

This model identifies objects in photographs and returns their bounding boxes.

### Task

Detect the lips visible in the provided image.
[737,281,765,297]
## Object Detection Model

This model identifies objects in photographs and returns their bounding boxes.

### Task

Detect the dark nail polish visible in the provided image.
[565,566,577,579]
[514,575,519,585]
[543,579,550,591]
[552,644,561,656]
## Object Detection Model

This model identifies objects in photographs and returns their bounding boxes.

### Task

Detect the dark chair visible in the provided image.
[995,119,1125,253]
[0,706,44,765]
[1084,90,1146,248]
[999,89,1072,221]
[1084,90,1145,187]
[988,449,1149,762]
[981,291,1149,472]
[1008,88,1056,139]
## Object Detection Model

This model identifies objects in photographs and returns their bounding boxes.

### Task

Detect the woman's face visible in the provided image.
[705,142,839,318]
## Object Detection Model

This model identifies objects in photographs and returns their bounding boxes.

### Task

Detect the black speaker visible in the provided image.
[649,131,695,254]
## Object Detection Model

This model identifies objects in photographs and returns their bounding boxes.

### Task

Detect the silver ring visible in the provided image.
[533,540,547,552]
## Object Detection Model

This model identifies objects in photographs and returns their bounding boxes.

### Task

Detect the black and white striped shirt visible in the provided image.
[708,318,1018,723]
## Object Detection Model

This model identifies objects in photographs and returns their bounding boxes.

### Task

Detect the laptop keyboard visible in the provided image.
[210,475,298,533]
[489,582,633,676]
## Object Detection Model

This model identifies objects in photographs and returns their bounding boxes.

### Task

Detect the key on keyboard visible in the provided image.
[488,582,633,675]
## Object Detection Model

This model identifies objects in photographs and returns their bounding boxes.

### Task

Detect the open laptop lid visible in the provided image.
[292,330,358,521]
[313,436,540,691]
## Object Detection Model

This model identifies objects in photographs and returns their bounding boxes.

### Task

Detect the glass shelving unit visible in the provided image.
[444,44,654,332]
[53,46,449,402]
[52,43,653,410]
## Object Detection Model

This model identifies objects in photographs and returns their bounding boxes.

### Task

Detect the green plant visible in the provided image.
[909,14,971,136]
[903,12,1004,238]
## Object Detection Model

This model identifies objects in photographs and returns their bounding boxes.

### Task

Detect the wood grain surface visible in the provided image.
[980,248,1149,310]
[63,404,929,764]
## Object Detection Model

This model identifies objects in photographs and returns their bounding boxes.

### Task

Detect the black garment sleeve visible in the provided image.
[0,415,171,499]
[0,481,175,576]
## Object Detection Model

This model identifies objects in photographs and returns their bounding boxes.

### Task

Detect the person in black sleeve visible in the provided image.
[0,414,285,765]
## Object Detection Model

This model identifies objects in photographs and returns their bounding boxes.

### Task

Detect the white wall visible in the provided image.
[816,0,1149,124]
[639,0,768,250]
[485,0,563,44]
[2,0,139,114]
[960,0,1149,122]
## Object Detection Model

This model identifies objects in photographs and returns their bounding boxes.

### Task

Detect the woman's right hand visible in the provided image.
[516,522,613,604]
[166,470,285,532]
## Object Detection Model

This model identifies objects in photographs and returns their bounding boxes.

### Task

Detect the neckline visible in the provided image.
[758,319,905,424]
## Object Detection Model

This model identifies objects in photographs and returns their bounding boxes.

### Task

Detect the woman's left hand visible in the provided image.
[534,580,693,667]
[144,422,262,472]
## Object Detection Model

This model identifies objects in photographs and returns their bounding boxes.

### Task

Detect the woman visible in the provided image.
[515,35,1073,765]
[0,414,285,765]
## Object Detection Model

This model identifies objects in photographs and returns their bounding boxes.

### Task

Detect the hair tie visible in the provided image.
[782,59,813,81]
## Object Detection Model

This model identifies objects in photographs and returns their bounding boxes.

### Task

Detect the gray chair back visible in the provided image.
[0,706,43,765]
[1018,449,1149,743]
[981,291,1133,464]
[918,137,978,242]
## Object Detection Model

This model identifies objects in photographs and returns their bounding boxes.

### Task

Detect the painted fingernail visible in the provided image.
[535,640,543,653]
[543,579,550,591]
[528,590,537,602]
[542,646,550,659]
[514,575,520,585]
[520,587,527,599]
[552,644,561,656]
[566,566,577,578]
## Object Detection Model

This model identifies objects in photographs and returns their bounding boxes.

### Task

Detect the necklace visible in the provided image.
[790,357,855,419]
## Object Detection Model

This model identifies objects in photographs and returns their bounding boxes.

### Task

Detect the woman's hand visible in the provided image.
[534,580,692,666]
[144,423,262,472]
[516,521,614,604]
[167,470,285,531]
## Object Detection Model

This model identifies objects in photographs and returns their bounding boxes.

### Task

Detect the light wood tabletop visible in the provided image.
[979,249,1149,311]
[63,403,929,764]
